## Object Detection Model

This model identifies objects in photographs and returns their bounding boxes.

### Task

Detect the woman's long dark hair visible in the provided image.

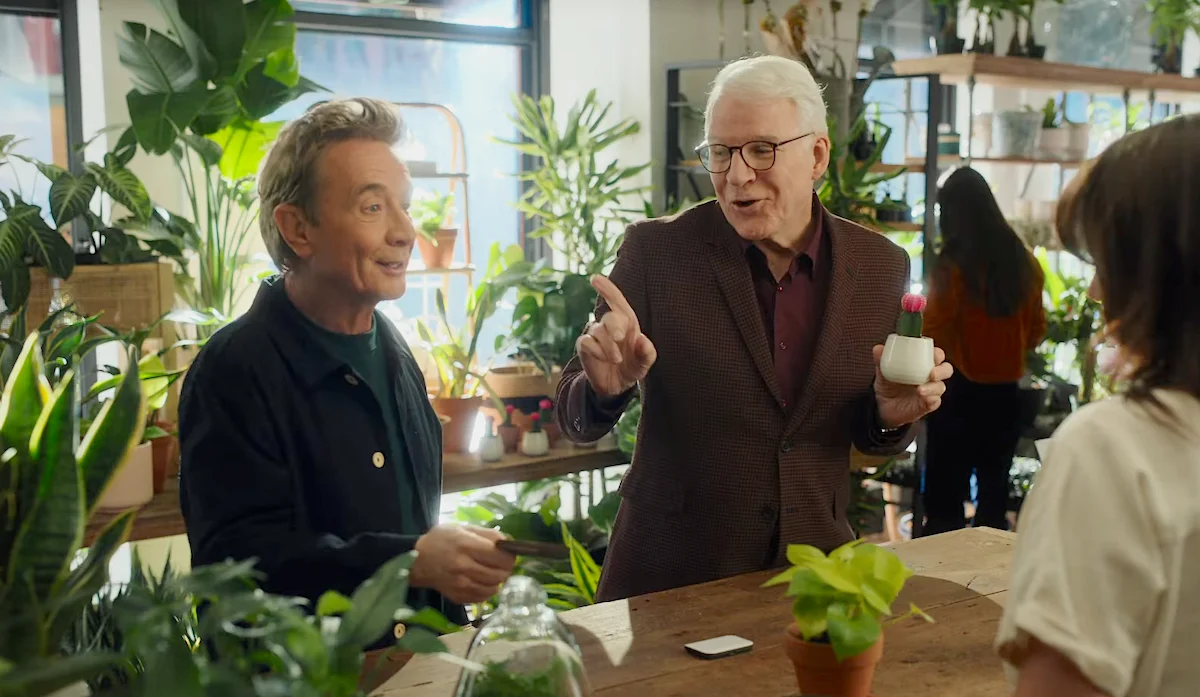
[936,167,1038,317]
[1057,114,1200,405]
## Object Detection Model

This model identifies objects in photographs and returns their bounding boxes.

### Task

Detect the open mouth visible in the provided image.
[733,199,764,211]
[377,261,407,274]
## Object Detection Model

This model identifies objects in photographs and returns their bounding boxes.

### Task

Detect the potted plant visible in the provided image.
[416,244,527,453]
[764,540,933,697]
[498,404,522,453]
[1148,0,1199,74]
[931,0,967,54]
[521,413,550,457]
[818,113,907,229]
[0,333,147,697]
[1038,98,1069,159]
[537,398,561,448]
[880,293,935,386]
[479,416,505,462]
[411,190,459,269]
[993,108,1042,158]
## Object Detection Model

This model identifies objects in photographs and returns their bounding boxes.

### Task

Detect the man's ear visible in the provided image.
[811,134,832,181]
[274,203,314,261]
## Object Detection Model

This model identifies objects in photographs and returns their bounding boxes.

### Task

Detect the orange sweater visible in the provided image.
[923,258,1047,384]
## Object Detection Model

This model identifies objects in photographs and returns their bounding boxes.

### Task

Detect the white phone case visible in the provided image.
[683,635,754,659]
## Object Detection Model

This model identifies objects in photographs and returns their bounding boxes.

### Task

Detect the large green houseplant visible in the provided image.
[764,540,932,697]
[0,333,147,697]
[116,0,323,330]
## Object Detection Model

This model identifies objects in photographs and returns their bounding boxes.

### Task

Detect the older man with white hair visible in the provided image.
[555,56,953,601]
[179,98,515,642]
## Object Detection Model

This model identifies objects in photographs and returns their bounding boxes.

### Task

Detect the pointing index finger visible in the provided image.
[591,275,640,330]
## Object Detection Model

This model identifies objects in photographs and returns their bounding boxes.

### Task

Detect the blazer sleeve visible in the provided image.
[852,249,918,457]
[555,222,652,443]
[179,349,421,606]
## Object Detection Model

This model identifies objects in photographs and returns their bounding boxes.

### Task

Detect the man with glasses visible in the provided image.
[555,55,953,602]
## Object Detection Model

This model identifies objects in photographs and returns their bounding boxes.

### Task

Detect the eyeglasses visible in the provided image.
[694,133,814,174]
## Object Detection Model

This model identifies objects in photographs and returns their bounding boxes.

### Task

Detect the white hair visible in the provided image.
[704,56,828,139]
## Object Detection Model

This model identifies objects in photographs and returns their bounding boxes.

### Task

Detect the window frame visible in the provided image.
[293,0,551,260]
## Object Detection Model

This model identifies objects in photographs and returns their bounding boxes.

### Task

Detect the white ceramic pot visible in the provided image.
[880,333,935,386]
[1066,123,1091,160]
[478,434,505,462]
[1038,127,1069,159]
[520,431,550,457]
[97,441,154,510]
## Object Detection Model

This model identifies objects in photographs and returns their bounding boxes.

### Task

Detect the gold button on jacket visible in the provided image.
[393,623,406,639]
[372,452,385,468]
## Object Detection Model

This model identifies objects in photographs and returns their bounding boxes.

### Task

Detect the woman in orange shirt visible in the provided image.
[920,167,1047,535]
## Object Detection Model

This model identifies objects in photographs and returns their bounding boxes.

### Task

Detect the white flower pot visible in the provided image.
[1038,127,1070,159]
[993,111,1042,158]
[520,431,550,457]
[97,442,154,510]
[1066,123,1091,160]
[880,333,935,386]
[478,434,505,462]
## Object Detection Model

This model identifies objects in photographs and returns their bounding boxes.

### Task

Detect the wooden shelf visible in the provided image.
[82,443,628,547]
[406,263,475,277]
[877,221,923,232]
[891,54,1200,101]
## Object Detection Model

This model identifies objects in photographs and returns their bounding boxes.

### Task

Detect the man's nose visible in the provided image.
[390,204,417,245]
[726,151,756,186]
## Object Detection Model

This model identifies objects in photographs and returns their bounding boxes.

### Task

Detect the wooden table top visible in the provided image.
[84,443,628,546]
[377,527,1015,697]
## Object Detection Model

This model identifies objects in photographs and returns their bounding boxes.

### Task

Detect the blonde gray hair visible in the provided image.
[257,97,405,271]
[704,56,828,139]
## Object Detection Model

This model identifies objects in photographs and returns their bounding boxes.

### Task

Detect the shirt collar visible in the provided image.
[739,192,827,280]
[249,276,405,390]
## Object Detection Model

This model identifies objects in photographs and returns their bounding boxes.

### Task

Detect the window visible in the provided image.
[0,10,67,218]
[277,3,542,360]
[295,0,521,28]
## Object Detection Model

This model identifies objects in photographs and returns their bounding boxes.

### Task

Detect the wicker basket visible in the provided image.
[27,261,175,332]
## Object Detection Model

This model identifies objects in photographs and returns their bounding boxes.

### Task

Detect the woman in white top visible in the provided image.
[994,115,1200,696]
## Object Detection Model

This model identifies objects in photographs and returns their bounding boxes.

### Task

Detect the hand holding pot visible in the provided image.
[577,275,657,398]
[875,292,953,429]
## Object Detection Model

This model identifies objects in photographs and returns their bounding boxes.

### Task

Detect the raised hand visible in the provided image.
[577,275,657,398]
[411,524,516,605]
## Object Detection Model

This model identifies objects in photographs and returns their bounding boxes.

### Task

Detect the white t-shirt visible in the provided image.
[995,389,1200,697]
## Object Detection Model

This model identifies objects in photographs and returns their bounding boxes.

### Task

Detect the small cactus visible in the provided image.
[530,412,543,433]
[897,293,927,338]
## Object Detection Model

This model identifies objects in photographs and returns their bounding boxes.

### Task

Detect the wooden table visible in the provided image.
[377,527,1015,697]
[83,443,628,546]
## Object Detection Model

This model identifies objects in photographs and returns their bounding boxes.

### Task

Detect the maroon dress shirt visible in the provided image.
[742,200,831,411]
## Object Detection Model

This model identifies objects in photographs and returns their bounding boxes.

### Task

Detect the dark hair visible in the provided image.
[936,167,1039,317]
[1056,114,1200,405]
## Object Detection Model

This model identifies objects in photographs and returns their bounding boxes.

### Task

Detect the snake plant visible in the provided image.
[0,333,147,697]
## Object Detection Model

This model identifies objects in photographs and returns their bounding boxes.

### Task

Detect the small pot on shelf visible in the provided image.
[98,442,154,510]
[497,404,521,453]
[432,395,483,454]
[520,414,550,456]
[415,228,458,270]
[478,417,505,462]
[879,293,935,386]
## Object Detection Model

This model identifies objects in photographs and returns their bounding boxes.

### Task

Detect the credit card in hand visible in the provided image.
[495,539,571,559]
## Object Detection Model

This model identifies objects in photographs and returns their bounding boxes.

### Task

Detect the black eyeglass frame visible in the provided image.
[694,132,816,174]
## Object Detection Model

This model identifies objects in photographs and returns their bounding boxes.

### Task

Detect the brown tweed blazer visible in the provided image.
[555,199,917,602]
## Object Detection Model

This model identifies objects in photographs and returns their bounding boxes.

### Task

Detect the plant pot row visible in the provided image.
[977,112,1090,160]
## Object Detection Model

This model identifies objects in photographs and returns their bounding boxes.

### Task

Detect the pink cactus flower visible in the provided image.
[901,293,927,314]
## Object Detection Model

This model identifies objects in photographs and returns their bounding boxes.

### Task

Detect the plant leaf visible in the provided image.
[826,602,882,662]
[209,118,282,180]
[175,0,246,79]
[394,606,460,635]
[0,652,121,697]
[393,626,447,654]
[8,371,83,604]
[76,351,147,514]
[47,172,97,228]
[315,590,353,617]
[786,544,827,567]
[126,86,219,156]
[117,21,198,94]
[336,551,416,650]
[23,215,75,281]
[87,161,153,221]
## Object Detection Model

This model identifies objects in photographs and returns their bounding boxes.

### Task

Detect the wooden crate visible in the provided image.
[27,261,175,332]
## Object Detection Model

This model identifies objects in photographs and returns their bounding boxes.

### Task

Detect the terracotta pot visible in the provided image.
[432,396,482,453]
[544,422,561,448]
[150,421,178,494]
[98,442,154,510]
[498,424,521,453]
[784,624,883,697]
[415,228,458,269]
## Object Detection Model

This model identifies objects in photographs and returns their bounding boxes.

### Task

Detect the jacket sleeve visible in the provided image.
[852,248,917,457]
[179,349,421,606]
[555,222,651,443]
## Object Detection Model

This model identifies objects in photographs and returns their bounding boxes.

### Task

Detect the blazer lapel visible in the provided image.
[705,213,785,409]
[784,219,858,438]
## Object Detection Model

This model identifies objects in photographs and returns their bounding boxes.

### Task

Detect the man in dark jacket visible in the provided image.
[179,98,514,640]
